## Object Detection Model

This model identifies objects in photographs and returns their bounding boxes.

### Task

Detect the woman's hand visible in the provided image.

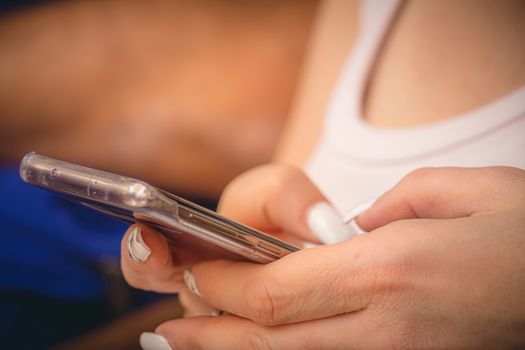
[120,164,352,293]
[123,165,525,349]
[120,164,350,319]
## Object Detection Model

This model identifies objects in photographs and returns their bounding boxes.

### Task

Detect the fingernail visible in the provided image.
[184,269,202,297]
[127,226,151,263]
[140,332,172,350]
[342,198,376,235]
[302,241,320,249]
[342,198,376,225]
[210,309,223,317]
[348,219,366,235]
[306,202,357,244]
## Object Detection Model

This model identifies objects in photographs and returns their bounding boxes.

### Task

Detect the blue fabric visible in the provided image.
[0,166,127,300]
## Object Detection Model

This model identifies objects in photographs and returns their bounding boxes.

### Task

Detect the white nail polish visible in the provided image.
[184,269,202,297]
[348,219,366,235]
[302,241,320,249]
[342,198,376,225]
[210,309,223,317]
[127,226,151,263]
[342,198,376,236]
[306,202,357,244]
[140,332,172,350]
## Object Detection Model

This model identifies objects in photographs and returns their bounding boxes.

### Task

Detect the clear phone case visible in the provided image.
[20,152,299,263]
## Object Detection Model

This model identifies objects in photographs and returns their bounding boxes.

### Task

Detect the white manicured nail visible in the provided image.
[127,226,151,263]
[306,202,357,244]
[210,309,224,316]
[342,198,376,225]
[302,241,320,249]
[184,269,202,297]
[347,219,366,235]
[342,198,376,235]
[140,332,172,350]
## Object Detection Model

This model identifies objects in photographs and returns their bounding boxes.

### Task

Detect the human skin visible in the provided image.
[142,0,525,317]
[275,0,525,165]
[0,0,317,197]
[122,165,525,349]
[119,0,525,347]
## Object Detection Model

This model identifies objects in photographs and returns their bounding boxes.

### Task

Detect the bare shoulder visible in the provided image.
[278,0,525,153]
[274,0,360,166]
[365,0,525,127]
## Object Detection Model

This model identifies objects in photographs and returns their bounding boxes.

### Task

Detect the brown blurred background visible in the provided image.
[0,1,318,349]
[0,0,318,197]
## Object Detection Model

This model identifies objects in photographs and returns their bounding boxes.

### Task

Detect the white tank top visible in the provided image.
[305,0,525,215]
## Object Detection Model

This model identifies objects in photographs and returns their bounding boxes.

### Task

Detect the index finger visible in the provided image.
[187,238,378,326]
[218,163,357,244]
[357,166,525,232]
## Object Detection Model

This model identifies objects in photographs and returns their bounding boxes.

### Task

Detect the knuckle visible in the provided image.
[274,163,303,180]
[218,179,244,215]
[396,168,439,204]
[368,224,420,297]
[266,164,304,194]
[379,252,417,295]
[242,275,288,326]
[402,167,435,186]
[218,164,301,213]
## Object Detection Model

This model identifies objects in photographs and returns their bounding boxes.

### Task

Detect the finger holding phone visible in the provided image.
[129,165,525,350]
[121,164,354,312]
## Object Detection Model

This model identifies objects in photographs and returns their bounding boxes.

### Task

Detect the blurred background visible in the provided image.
[0,1,318,348]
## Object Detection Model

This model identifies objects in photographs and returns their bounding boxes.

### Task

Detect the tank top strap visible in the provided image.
[321,0,402,146]
[320,0,525,165]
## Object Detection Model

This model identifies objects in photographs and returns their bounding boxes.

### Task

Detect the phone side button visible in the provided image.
[256,241,281,256]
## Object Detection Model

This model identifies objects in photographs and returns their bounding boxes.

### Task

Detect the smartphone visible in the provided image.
[19,152,299,263]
